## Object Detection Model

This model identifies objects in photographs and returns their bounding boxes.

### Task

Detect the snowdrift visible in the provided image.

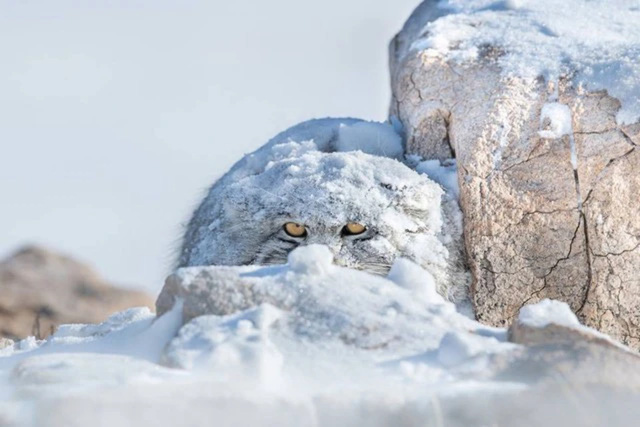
[2,245,640,427]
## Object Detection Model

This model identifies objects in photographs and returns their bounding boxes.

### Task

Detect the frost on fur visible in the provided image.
[178,118,469,305]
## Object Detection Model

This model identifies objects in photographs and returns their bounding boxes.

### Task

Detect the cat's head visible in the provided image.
[181,150,446,276]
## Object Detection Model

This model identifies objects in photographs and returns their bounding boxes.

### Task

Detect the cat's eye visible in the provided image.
[283,222,307,238]
[342,222,367,236]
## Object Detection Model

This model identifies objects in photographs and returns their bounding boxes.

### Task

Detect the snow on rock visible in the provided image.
[510,298,633,352]
[517,299,580,329]
[2,248,640,426]
[158,247,475,352]
[538,103,573,139]
[403,0,640,124]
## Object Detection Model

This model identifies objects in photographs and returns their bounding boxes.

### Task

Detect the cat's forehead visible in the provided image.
[223,151,443,228]
[248,151,435,190]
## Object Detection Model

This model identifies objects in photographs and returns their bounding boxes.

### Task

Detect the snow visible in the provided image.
[538,102,580,173]
[1,245,602,426]
[538,103,573,140]
[336,121,405,159]
[414,158,460,198]
[517,299,633,353]
[406,0,640,125]
[287,244,335,275]
[162,305,285,388]
[517,299,580,329]
[387,257,444,305]
[436,332,512,368]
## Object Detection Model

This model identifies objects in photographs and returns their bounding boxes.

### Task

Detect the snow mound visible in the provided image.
[0,246,637,426]
[517,299,579,329]
[405,0,640,124]
[162,305,285,387]
[336,121,404,159]
[163,245,476,353]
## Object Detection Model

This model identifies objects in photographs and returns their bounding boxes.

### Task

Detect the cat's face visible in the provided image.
[252,219,397,275]
[180,151,446,277]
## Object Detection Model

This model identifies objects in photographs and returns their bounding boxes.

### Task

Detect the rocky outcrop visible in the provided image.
[390,2,640,348]
[0,246,154,340]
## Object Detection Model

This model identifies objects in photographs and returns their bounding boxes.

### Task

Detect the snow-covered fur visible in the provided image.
[178,118,469,303]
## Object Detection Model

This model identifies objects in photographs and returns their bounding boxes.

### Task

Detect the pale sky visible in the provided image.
[0,0,419,292]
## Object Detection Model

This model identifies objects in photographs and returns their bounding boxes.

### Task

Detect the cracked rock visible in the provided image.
[390,2,640,348]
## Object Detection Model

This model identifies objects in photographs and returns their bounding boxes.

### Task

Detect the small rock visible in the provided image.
[496,302,640,391]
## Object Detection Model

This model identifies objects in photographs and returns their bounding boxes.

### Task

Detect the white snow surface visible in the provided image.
[406,0,640,124]
[1,245,603,426]
[538,102,573,140]
[414,158,460,198]
[517,298,580,329]
[336,121,404,159]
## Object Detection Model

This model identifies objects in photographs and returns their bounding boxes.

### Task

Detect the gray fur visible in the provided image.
[177,118,470,304]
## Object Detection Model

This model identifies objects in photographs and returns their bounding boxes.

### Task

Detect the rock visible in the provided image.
[0,245,155,340]
[509,313,628,352]
[155,267,274,321]
[500,302,640,393]
[390,1,640,348]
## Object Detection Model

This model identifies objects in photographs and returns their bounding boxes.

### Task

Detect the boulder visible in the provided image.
[389,1,640,348]
[0,246,155,340]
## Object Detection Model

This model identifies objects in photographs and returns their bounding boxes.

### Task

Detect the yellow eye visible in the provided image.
[343,222,367,236]
[283,222,307,237]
